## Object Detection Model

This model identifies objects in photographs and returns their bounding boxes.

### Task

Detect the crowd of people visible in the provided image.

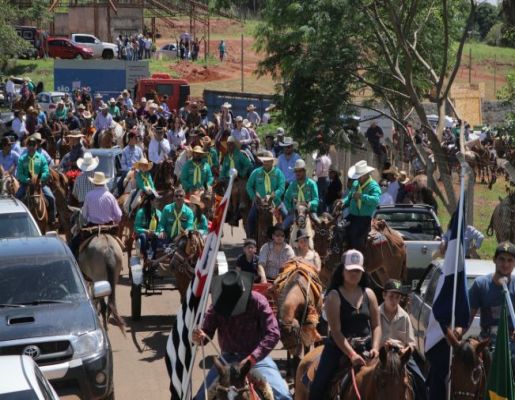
[2,78,514,400]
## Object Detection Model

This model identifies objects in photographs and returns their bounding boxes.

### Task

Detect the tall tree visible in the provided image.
[0,0,32,72]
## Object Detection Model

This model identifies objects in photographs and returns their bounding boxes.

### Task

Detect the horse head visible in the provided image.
[213,357,253,400]
[68,206,82,237]
[256,194,274,211]
[312,212,334,257]
[447,329,490,400]
[184,230,204,260]
[294,202,309,229]
[372,344,412,400]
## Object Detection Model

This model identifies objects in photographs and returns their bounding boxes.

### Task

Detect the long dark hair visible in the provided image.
[328,264,370,292]
[142,195,153,222]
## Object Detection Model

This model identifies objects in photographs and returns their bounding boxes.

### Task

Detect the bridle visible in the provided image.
[27,183,47,222]
[451,340,487,400]
[216,382,250,400]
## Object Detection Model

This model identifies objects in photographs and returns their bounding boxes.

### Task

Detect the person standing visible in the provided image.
[5,77,16,108]
[277,137,301,185]
[246,104,261,125]
[379,179,394,206]
[235,238,260,282]
[218,40,226,61]
[342,160,381,251]
[314,147,331,213]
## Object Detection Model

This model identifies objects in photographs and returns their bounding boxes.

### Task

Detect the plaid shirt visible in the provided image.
[73,171,96,203]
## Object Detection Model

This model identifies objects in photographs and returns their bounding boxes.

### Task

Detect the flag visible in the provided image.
[485,296,514,400]
[165,171,236,400]
[425,197,470,352]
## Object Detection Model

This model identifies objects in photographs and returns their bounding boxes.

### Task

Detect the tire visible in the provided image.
[130,283,141,321]
[102,50,114,60]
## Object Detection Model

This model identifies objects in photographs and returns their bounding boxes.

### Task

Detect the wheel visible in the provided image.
[102,50,114,60]
[130,282,141,321]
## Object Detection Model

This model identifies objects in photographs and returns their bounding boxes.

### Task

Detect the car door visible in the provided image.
[75,35,98,57]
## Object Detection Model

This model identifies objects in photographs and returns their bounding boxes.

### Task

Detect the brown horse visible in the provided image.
[290,202,315,250]
[295,344,413,400]
[486,194,513,243]
[274,258,323,357]
[207,357,274,400]
[169,230,205,302]
[0,165,19,196]
[255,194,275,250]
[446,329,490,400]
[48,168,72,239]
[25,179,48,234]
[98,128,114,148]
[13,92,35,111]
[312,212,336,286]
[152,159,175,192]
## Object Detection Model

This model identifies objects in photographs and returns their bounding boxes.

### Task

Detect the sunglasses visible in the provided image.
[274,232,285,237]
[175,194,184,198]
[27,142,36,146]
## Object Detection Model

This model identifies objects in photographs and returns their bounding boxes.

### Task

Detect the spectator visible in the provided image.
[314,147,331,213]
[218,40,226,61]
[246,104,261,125]
[326,168,343,212]
[379,179,394,206]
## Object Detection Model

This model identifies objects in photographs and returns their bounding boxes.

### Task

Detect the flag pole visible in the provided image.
[183,168,237,399]
[447,124,468,400]
[500,279,515,328]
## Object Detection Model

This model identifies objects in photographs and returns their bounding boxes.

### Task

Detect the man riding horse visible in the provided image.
[180,146,213,195]
[156,187,194,247]
[16,135,56,226]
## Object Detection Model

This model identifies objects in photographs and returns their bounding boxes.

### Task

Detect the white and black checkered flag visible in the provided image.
[165,170,236,399]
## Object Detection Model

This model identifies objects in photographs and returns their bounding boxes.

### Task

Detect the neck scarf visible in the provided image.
[356,176,373,209]
[28,154,37,176]
[149,212,158,231]
[263,168,273,194]
[228,154,235,169]
[170,205,183,237]
[193,162,202,185]
[141,171,151,189]
[297,181,306,203]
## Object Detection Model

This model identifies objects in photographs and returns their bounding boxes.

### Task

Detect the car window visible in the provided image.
[422,267,442,306]
[375,211,440,238]
[75,35,95,44]
[0,258,87,305]
[0,213,40,238]
[50,95,63,103]
[156,83,173,96]
[38,94,49,103]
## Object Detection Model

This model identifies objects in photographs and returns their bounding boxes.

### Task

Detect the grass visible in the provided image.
[436,179,507,259]
[463,42,515,64]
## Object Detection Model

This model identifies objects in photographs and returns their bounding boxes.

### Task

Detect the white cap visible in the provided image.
[342,249,365,272]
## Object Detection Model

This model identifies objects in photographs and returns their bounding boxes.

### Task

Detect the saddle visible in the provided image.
[79,224,121,253]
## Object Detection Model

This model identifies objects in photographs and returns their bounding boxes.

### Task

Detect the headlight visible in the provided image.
[73,329,106,359]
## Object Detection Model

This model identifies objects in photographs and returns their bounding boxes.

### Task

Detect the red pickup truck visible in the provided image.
[134,73,190,112]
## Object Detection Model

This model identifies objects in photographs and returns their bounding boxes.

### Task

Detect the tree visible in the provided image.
[475,2,500,39]
[21,0,53,27]
[0,0,32,72]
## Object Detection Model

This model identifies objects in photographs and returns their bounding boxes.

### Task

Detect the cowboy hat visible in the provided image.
[211,270,254,317]
[234,116,243,122]
[227,136,240,145]
[109,97,116,104]
[247,104,256,111]
[295,228,311,242]
[140,97,147,103]
[279,137,296,147]
[122,89,129,95]
[98,103,108,111]
[200,136,213,146]
[221,102,232,109]
[265,104,276,112]
[293,159,306,171]
[242,119,252,129]
[83,111,92,119]
[28,132,44,143]
[398,170,409,185]
[66,130,85,139]
[77,152,99,172]
[347,160,375,180]
[187,194,205,210]
[258,150,275,163]
[134,158,153,171]
[88,171,109,186]
[383,166,399,176]
[149,103,158,110]
[192,145,206,155]
[94,93,103,99]
[77,104,86,110]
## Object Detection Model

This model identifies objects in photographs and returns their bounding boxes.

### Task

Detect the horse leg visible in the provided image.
[105,245,125,331]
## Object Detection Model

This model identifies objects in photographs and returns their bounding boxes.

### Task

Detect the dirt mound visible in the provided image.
[170,62,228,82]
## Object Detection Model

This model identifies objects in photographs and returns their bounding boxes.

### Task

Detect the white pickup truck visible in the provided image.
[70,33,118,59]
[373,204,443,289]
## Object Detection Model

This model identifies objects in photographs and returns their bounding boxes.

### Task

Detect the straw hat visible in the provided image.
[234,116,243,122]
[258,150,275,163]
[77,152,99,172]
[280,137,296,147]
[192,145,206,155]
[398,170,409,185]
[94,93,103,99]
[83,111,92,119]
[221,102,232,109]
[98,103,108,111]
[88,171,109,186]
[187,194,205,210]
[347,160,375,179]
[109,97,116,104]
[242,119,252,129]
[383,166,399,176]
[134,158,153,171]
[28,132,44,143]
[293,159,306,171]
[77,104,86,110]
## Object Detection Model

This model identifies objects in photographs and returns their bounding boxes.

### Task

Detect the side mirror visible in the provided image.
[93,281,111,298]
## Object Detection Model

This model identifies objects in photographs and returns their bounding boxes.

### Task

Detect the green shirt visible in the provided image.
[136,171,156,191]
[342,178,381,217]
[205,147,220,169]
[157,203,194,239]
[246,166,285,207]
[134,208,162,235]
[284,177,319,213]
[55,106,68,121]
[180,160,213,192]
[17,151,49,184]
[108,105,121,118]
[193,213,209,236]
[220,149,252,180]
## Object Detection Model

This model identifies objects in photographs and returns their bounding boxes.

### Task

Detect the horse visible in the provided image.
[206,357,274,400]
[169,230,205,302]
[446,329,490,400]
[13,92,35,111]
[71,210,125,332]
[255,194,275,250]
[0,165,19,196]
[48,168,72,239]
[289,202,315,250]
[25,178,48,234]
[295,344,413,400]
[98,128,115,148]
[153,158,175,192]
[486,194,514,242]
[274,258,323,358]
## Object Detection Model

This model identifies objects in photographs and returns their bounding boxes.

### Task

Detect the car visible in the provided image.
[155,43,178,59]
[373,204,443,288]
[47,37,94,59]
[89,147,123,192]
[0,236,114,399]
[36,91,75,115]
[0,355,59,399]
[70,33,118,59]
[407,259,492,359]
[0,196,41,238]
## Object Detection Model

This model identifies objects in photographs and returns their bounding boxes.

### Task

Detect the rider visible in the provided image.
[235,238,260,282]
[156,187,194,245]
[72,152,99,204]
[22,132,54,168]
[200,135,219,175]
[230,116,252,148]
[180,146,213,194]
[60,131,85,172]
[134,194,161,260]
[192,270,292,400]
[15,135,56,226]
[246,150,285,239]
[148,127,171,166]
[309,250,381,400]
[294,229,321,272]
[282,159,319,232]
[94,103,113,134]
[342,160,381,252]
[257,224,294,283]
[118,129,144,196]
[219,136,252,182]
[0,136,19,176]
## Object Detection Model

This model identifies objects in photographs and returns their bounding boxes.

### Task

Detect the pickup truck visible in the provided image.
[373,204,443,289]
[70,33,117,59]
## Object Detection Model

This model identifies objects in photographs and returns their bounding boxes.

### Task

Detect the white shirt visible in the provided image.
[148,138,171,164]
[6,80,15,94]
[387,180,400,202]
[167,128,186,150]
[315,155,331,178]
[380,192,394,206]
[231,127,252,145]
[12,118,27,139]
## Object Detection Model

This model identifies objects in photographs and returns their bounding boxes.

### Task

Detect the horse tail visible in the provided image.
[104,243,126,335]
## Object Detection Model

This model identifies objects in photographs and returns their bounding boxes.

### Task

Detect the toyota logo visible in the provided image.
[22,345,41,360]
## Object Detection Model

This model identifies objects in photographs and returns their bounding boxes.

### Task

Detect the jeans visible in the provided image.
[425,339,450,400]
[137,233,149,259]
[317,176,329,213]
[246,202,258,238]
[279,204,292,231]
[308,339,344,400]
[347,215,371,252]
[16,183,56,222]
[195,353,291,400]
[117,170,129,196]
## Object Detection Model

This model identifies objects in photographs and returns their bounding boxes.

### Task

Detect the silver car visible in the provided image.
[0,196,41,238]
[407,259,493,359]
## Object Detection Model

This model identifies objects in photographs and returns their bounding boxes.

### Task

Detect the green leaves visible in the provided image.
[0,0,33,71]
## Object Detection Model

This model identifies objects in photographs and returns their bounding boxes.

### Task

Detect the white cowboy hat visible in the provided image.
[276,127,284,136]
[221,102,232,109]
[88,171,109,186]
[279,136,295,147]
[234,116,243,122]
[293,159,306,171]
[98,103,108,111]
[109,97,116,103]
[66,130,85,139]
[258,150,275,163]
[242,119,252,128]
[77,152,99,172]
[348,160,375,179]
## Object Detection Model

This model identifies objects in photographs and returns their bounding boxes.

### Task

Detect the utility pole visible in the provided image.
[494,54,497,94]
[468,47,472,84]
[241,34,244,92]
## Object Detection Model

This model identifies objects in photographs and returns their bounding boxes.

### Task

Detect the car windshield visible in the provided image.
[0,258,86,305]
[0,213,40,238]
[375,211,440,239]
[51,95,63,103]
[0,390,39,400]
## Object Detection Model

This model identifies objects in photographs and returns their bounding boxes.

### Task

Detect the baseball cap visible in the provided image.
[495,241,515,259]
[342,249,364,272]
[384,279,404,294]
